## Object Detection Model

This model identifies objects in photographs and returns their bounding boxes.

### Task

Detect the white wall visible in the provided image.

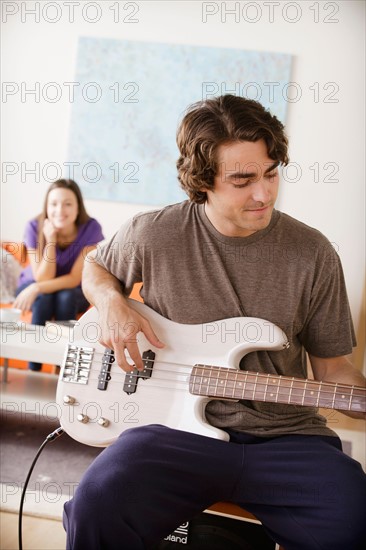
[1,0,365,337]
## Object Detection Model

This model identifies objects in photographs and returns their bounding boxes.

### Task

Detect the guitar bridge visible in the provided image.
[61,344,94,384]
[123,349,155,395]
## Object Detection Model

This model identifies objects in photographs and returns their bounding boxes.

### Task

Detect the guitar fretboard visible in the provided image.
[189,365,366,412]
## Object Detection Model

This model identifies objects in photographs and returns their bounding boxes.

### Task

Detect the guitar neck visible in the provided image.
[189,365,366,413]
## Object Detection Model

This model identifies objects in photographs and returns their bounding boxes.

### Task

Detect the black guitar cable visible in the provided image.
[18,426,64,550]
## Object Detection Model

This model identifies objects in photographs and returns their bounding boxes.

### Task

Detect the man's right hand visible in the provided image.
[81,250,164,372]
[98,296,165,372]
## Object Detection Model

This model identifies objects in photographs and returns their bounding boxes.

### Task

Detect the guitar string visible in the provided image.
[68,350,193,372]
[77,351,365,393]
[63,354,365,394]
[61,363,365,399]
[69,352,366,395]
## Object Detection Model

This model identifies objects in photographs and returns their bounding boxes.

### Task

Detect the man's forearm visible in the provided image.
[82,251,126,311]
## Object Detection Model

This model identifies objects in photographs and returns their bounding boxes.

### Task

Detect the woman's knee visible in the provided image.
[56,289,77,303]
[33,292,53,307]
[54,289,79,318]
[55,288,89,316]
[32,293,54,323]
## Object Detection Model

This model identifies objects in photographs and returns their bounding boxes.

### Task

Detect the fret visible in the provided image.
[331,383,338,409]
[198,366,204,395]
[217,371,223,396]
[275,377,280,403]
[263,375,269,403]
[349,386,354,411]
[222,368,229,397]
[316,382,321,408]
[253,373,259,400]
[222,369,227,397]
[214,366,220,396]
[301,380,306,406]
[289,377,295,405]
[232,370,238,399]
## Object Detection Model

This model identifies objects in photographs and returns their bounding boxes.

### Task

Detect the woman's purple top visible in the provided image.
[18,218,104,286]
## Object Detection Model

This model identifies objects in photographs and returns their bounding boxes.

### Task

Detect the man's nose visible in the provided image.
[251,178,271,204]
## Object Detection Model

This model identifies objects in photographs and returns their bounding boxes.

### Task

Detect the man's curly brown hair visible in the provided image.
[176,94,289,203]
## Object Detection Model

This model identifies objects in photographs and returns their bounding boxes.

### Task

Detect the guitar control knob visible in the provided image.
[77,414,89,424]
[63,395,76,405]
[97,417,110,427]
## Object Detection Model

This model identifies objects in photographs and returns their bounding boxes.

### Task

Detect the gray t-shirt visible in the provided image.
[97,201,356,437]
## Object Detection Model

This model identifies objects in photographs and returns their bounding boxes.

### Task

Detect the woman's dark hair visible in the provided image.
[36,179,90,249]
[176,94,289,203]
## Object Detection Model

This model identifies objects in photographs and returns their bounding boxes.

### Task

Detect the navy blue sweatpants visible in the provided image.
[63,425,366,550]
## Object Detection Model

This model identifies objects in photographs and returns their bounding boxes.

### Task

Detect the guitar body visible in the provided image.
[56,299,288,447]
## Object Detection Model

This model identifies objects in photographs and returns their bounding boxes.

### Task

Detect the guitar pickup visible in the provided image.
[139,349,155,379]
[97,348,114,390]
[123,350,155,395]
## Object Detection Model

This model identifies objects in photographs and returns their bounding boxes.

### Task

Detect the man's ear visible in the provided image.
[197,187,211,200]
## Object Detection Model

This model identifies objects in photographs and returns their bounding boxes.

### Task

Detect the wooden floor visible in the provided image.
[0,511,66,550]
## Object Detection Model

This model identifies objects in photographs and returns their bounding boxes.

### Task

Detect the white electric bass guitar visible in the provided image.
[56,299,365,447]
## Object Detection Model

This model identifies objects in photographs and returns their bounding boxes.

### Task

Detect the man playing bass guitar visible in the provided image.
[63,95,366,550]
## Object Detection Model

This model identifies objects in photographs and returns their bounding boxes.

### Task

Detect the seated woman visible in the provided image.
[13,179,104,371]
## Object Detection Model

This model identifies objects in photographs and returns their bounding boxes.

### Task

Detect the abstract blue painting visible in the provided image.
[67,38,292,205]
